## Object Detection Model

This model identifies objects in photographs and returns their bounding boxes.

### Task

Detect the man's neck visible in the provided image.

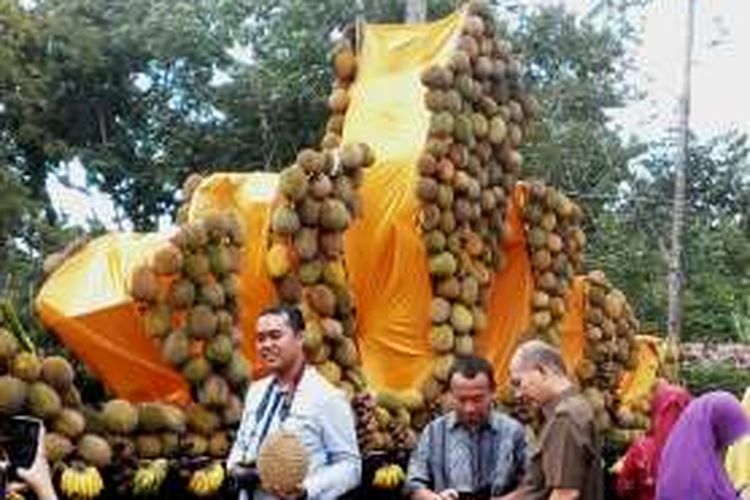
[540,376,574,416]
[276,357,305,389]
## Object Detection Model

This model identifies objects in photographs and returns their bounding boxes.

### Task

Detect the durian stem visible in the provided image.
[0,300,36,354]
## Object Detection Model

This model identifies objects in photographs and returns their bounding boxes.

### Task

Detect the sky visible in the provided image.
[47,0,750,229]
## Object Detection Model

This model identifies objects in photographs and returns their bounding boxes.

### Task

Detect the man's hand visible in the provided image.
[412,487,446,500]
[437,489,460,500]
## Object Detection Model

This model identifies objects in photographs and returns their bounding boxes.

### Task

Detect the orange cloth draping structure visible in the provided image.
[35,233,191,404]
[36,11,657,406]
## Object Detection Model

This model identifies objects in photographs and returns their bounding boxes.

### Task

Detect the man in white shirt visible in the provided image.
[227,305,361,499]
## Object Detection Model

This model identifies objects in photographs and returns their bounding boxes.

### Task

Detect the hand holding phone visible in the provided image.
[1,418,57,500]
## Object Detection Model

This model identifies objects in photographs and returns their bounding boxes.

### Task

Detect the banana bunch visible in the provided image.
[372,463,405,490]
[132,458,170,496]
[187,461,225,497]
[60,465,105,499]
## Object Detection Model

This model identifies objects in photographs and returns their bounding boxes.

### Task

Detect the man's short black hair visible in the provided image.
[448,355,496,389]
[258,304,305,334]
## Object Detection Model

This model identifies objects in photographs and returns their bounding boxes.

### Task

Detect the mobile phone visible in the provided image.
[0,416,42,473]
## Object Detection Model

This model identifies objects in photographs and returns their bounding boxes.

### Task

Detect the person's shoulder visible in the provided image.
[489,410,525,435]
[302,367,348,404]
[246,374,274,393]
[554,391,595,423]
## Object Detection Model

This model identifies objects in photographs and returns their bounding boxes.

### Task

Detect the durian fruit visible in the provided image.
[186,404,221,435]
[137,403,186,433]
[222,395,243,427]
[199,282,226,308]
[129,266,159,303]
[198,375,231,409]
[522,182,586,342]
[187,305,218,339]
[183,357,212,385]
[182,433,209,457]
[267,243,292,279]
[0,375,28,414]
[40,356,74,391]
[151,244,184,275]
[206,335,233,366]
[52,408,86,439]
[144,303,172,338]
[135,434,163,459]
[272,205,302,236]
[169,278,196,309]
[257,431,310,495]
[279,165,310,201]
[27,381,62,419]
[102,399,139,435]
[162,329,190,366]
[45,432,74,463]
[0,328,20,367]
[160,432,181,457]
[224,352,251,390]
[208,431,230,458]
[77,433,113,468]
[11,351,42,381]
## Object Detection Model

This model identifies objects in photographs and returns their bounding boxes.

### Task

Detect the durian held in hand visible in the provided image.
[257,430,310,498]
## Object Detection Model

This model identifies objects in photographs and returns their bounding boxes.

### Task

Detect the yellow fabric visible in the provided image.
[35,233,191,404]
[616,335,663,408]
[560,276,587,375]
[726,387,750,490]
[341,10,464,391]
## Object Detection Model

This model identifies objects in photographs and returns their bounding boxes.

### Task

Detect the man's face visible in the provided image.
[449,372,494,428]
[509,361,548,408]
[256,313,303,374]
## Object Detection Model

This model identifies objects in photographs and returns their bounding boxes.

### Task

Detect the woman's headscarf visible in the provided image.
[656,391,750,500]
[649,381,692,478]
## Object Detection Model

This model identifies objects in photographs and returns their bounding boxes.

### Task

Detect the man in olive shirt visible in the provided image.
[503,340,603,500]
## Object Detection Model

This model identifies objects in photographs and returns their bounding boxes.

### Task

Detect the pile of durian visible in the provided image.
[577,270,639,431]
[417,1,537,416]
[522,181,586,344]
[123,212,250,495]
[0,313,111,498]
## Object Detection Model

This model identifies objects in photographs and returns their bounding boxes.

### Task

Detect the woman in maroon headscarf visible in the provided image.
[656,391,750,500]
[615,380,692,500]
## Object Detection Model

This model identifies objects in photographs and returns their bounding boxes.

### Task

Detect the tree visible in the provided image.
[508,4,644,223]
[588,132,750,341]
[667,0,696,341]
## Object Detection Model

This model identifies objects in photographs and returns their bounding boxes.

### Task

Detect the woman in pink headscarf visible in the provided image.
[615,380,692,500]
[656,391,750,500]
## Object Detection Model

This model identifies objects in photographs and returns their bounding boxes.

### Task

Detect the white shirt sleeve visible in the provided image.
[302,390,362,499]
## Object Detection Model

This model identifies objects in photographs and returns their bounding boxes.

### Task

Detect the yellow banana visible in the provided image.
[373,463,403,489]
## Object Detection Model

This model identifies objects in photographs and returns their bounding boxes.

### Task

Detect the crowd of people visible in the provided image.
[3,304,749,499]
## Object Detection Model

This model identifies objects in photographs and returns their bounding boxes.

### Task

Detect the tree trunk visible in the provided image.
[667,0,695,342]
[405,0,426,23]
